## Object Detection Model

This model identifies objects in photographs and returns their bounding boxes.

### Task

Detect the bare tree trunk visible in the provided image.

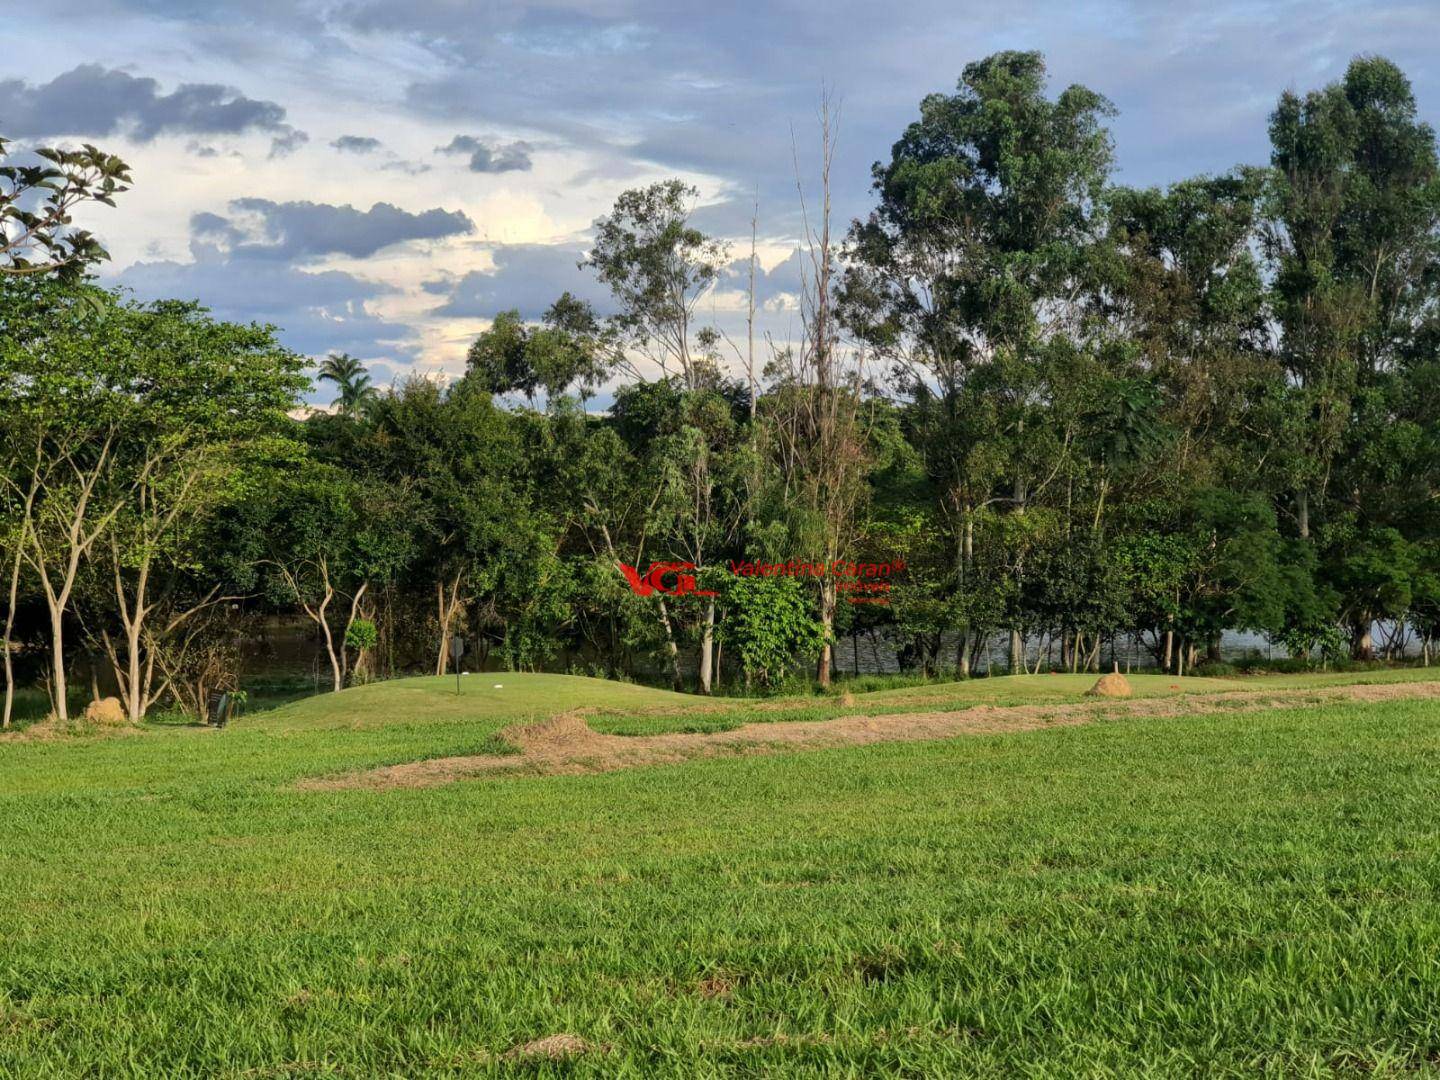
[656,596,683,689]
[109,542,152,723]
[816,578,836,688]
[956,515,974,681]
[1010,463,1027,676]
[275,557,344,693]
[436,580,450,677]
[1352,619,1374,661]
[1296,490,1310,539]
[124,620,143,717]
[2,517,28,730]
[747,200,758,421]
[339,582,369,686]
[46,610,68,719]
[698,599,715,694]
[317,591,341,692]
[2,625,15,730]
[790,94,857,693]
[435,574,465,676]
[23,434,124,721]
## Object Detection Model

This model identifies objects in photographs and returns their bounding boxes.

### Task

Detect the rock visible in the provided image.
[84,697,129,725]
[1085,667,1132,699]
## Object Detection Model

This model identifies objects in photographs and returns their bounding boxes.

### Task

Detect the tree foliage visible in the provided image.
[6,51,1440,720]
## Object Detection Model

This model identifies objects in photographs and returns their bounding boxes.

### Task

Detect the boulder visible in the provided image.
[84,696,129,725]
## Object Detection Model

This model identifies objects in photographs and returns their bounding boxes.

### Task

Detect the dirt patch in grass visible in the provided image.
[297,680,1440,792]
[503,1033,595,1061]
[696,973,737,999]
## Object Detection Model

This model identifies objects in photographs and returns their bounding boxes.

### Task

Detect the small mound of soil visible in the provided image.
[504,1034,591,1060]
[838,691,856,707]
[507,711,603,753]
[84,697,129,725]
[1085,672,1132,699]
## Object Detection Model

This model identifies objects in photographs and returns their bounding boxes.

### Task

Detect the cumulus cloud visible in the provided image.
[437,134,533,173]
[117,251,413,368]
[21,0,1440,385]
[327,134,433,173]
[268,129,309,158]
[113,193,448,391]
[425,242,612,319]
[331,134,383,153]
[720,247,805,305]
[380,159,432,175]
[0,63,304,146]
[191,197,474,261]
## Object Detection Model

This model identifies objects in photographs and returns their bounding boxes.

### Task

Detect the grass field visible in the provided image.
[4,671,1440,1075]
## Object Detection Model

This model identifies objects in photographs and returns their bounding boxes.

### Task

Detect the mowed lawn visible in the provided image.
[3,673,1440,1076]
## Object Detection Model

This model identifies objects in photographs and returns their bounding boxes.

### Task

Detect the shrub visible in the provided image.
[344,618,379,652]
[713,575,826,691]
[1191,661,1238,677]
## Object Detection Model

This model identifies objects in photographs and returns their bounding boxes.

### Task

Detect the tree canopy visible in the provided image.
[5,51,1440,723]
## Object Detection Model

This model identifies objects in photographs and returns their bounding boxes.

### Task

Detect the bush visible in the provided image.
[830,672,949,695]
[1235,656,1312,674]
[712,574,826,691]
[1190,661,1238,677]
[344,618,379,652]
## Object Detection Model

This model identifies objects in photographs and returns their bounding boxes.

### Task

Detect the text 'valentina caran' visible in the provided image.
[727,559,907,578]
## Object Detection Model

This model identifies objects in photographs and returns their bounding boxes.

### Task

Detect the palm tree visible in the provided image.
[316,353,376,418]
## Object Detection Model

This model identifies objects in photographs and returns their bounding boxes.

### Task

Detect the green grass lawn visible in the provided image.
[3,672,1440,1075]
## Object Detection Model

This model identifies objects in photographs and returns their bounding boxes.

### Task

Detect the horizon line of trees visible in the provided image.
[4,50,1440,725]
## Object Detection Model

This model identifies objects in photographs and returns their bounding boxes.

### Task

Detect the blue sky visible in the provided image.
[5,1,1437,397]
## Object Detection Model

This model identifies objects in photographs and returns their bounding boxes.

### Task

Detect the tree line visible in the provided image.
[3,51,1439,724]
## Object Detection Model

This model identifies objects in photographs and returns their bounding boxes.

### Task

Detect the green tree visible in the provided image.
[83,301,307,721]
[316,353,377,418]
[712,573,825,690]
[585,179,727,388]
[844,51,1117,673]
[1,136,131,279]
[465,295,608,407]
[1263,58,1440,655]
[246,458,415,692]
[364,376,537,676]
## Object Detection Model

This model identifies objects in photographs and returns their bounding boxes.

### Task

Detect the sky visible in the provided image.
[5,0,1438,400]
